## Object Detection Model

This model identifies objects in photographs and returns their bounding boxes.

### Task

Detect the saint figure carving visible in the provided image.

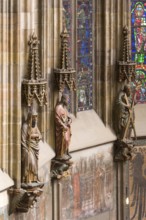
[21,112,42,183]
[55,94,72,161]
[117,84,136,142]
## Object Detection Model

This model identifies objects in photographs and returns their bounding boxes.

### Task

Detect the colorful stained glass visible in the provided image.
[77,0,93,111]
[62,0,94,111]
[131,0,146,103]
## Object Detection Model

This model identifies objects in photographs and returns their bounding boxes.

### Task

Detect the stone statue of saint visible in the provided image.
[55,94,72,161]
[21,112,42,183]
[117,84,136,142]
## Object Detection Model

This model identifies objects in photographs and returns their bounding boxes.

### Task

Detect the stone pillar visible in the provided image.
[0,0,62,188]
[0,0,22,188]
[0,169,14,219]
[95,0,130,126]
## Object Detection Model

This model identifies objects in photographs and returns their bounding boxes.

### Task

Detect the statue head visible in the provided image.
[27,111,38,128]
[123,84,131,97]
[61,94,69,107]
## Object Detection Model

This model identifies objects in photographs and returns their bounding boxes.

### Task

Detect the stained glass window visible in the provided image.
[131,1,146,103]
[77,0,93,111]
[62,0,94,112]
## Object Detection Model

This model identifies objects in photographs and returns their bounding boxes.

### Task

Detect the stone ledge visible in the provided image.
[70,110,117,152]
[0,169,14,208]
[0,169,14,192]
[38,141,55,168]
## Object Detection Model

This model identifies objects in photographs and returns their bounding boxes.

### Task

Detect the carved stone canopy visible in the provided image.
[54,28,76,92]
[54,68,76,92]
[118,26,136,83]
[22,33,47,107]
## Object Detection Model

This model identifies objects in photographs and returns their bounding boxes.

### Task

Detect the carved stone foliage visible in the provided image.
[51,94,73,179]
[118,26,136,83]
[22,33,47,107]
[54,28,76,93]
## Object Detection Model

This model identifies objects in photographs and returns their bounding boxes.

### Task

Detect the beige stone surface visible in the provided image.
[38,140,55,168]
[70,110,117,151]
[0,191,9,209]
[135,104,146,137]
[0,169,14,191]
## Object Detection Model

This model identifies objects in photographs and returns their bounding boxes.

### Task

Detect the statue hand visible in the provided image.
[127,104,131,110]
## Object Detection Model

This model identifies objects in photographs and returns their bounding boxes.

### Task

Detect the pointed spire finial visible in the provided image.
[28,33,41,81]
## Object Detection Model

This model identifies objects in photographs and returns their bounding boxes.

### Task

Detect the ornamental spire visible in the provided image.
[22,33,47,107]
[122,26,131,62]
[28,33,41,81]
[118,26,136,82]
[60,28,70,69]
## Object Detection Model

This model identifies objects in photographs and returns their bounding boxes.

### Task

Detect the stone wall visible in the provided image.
[0,0,62,187]
[0,0,137,220]
[52,143,117,220]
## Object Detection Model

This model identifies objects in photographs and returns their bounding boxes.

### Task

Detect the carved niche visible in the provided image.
[9,34,47,213]
[51,28,75,179]
[9,111,44,214]
[114,26,137,162]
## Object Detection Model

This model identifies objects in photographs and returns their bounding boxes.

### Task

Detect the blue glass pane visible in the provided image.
[77,0,93,111]
[77,56,93,71]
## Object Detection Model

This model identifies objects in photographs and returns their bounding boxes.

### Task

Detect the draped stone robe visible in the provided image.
[21,121,41,183]
[55,103,72,160]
